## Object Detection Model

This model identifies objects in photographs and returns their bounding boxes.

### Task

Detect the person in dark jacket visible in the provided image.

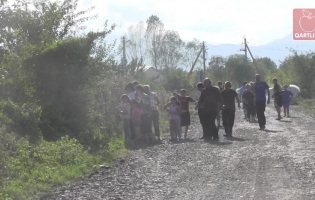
[221,81,241,137]
[196,78,223,140]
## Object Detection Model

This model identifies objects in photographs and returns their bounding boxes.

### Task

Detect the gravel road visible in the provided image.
[42,103,315,200]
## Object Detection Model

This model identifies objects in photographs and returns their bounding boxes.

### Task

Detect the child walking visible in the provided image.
[173,89,196,139]
[163,97,182,141]
[220,82,241,137]
[130,99,142,142]
[282,85,293,117]
[242,84,256,122]
[119,95,132,146]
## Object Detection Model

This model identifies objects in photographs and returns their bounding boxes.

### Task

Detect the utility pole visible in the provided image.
[122,36,127,75]
[188,47,203,75]
[200,70,203,83]
[244,37,247,60]
[245,43,259,73]
[202,41,206,80]
[240,36,247,61]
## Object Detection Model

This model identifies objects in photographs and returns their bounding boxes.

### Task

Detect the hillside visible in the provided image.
[206,33,315,66]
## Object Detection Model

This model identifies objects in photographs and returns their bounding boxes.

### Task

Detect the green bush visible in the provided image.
[1,136,98,200]
[162,68,193,92]
[298,98,315,113]
[0,100,41,143]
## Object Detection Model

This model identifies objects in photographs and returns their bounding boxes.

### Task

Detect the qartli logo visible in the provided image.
[293,9,315,40]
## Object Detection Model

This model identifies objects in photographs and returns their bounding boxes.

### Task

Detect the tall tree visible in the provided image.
[145,15,164,70]
[183,38,202,71]
[291,51,315,98]
[126,21,146,62]
[0,0,97,56]
[159,30,184,69]
[256,57,277,73]
[208,56,227,83]
[225,54,255,87]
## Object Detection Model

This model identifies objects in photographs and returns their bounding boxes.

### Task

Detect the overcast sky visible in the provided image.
[77,0,314,45]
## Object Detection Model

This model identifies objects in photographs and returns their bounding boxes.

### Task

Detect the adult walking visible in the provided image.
[221,81,241,137]
[249,81,257,119]
[195,82,206,139]
[135,85,156,143]
[272,78,282,120]
[197,78,223,140]
[253,74,270,130]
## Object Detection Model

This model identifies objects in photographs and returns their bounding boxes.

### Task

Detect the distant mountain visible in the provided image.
[206,33,315,66]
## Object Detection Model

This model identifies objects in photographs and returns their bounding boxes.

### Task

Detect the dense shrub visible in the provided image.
[0,101,41,143]
[0,136,97,200]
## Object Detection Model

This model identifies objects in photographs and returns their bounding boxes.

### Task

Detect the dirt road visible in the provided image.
[43,103,315,200]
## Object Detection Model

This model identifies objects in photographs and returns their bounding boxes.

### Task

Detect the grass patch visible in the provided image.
[298,98,315,114]
[0,136,126,200]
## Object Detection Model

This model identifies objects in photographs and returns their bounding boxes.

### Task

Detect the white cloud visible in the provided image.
[78,0,315,45]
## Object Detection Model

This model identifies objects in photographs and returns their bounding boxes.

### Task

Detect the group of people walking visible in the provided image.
[238,75,294,128]
[118,74,294,145]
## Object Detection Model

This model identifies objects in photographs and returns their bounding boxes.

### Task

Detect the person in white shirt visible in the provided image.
[125,83,136,100]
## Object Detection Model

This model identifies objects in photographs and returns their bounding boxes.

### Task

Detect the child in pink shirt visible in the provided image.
[163,97,182,141]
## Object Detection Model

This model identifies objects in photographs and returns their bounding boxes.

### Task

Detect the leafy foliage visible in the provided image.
[0,1,126,199]
[291,51,315,98]
[0,136,117,200]
[163,68,192,92]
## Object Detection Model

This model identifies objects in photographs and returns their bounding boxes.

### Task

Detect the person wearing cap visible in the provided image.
[173,89,196,140]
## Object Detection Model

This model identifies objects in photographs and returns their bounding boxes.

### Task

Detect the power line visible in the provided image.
[205,41,241,46]
[250,46,291,52]
[246,37,293,47]
[205,40,291,52]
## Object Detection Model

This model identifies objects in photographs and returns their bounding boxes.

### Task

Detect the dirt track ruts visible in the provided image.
[42,102,315,200]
